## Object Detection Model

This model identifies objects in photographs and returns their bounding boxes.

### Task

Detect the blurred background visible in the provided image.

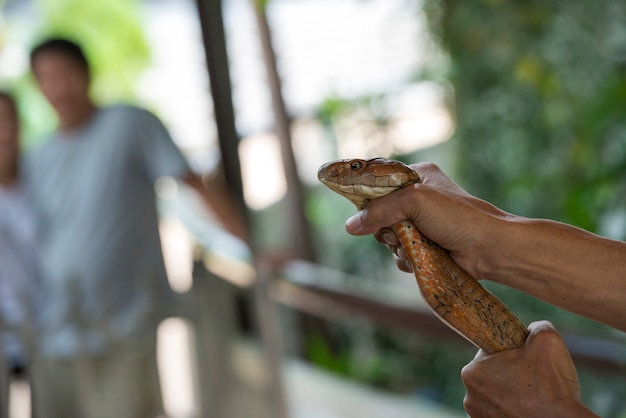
[1,0,626,417]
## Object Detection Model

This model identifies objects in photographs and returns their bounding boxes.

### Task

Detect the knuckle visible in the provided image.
[414,161,440,172]
[463,394,477,417]
[529,321,565,351]
[460,363,473,383]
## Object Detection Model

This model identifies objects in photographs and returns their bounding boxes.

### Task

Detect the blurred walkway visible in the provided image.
[173,325,464,418]
[285,361,465,418]
[7,323,465,418]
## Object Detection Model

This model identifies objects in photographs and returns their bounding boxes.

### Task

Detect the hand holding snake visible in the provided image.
[318,158,529,353]
[344,161,511,279]
[319,157,608,416]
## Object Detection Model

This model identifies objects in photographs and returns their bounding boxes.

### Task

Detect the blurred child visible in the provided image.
[0,90,40,417]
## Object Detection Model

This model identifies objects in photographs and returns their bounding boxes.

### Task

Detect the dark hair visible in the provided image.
[30,38,90,73]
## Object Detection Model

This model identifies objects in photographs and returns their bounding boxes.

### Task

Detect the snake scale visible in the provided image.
[318,157,529,354]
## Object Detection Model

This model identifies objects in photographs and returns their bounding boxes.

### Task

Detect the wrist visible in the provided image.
[553,400,599,418]
[473,214,522,282]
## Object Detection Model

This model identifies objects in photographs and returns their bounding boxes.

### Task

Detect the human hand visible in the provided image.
[461,320,597,418]
[344,162,511,279]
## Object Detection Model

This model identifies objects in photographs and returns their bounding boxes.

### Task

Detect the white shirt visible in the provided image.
[0,182,40,361]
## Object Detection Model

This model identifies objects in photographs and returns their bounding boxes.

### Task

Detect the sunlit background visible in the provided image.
[1,0,452,209]
[2,0,626,417]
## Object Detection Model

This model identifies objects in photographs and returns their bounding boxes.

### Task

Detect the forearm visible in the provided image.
[183,172,249,243]
[552,401,600,418]
[482,216,626,332]
[346,162,626,331]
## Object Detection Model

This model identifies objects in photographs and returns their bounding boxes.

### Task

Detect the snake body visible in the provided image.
[318,157,529,354]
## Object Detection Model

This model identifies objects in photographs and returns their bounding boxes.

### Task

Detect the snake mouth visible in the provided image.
[317,162,338,182]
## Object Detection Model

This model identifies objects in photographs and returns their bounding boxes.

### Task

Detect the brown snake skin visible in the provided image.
[318,157,529,354]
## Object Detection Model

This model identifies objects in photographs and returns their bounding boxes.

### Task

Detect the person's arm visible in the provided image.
[182,172,249,244]
[130,107,249,244]
[462,321,598,418]
[345,162,626,333]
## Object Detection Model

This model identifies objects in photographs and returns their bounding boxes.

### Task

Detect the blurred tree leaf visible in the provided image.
[2,0,151,144]
[424,0,626,238]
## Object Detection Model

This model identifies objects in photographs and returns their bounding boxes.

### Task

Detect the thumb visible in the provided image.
[345,187,418,236]
[345,211,375,235]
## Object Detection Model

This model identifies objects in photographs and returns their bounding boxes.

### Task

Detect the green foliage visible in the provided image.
[308,186,397,282]
[305,332,352,376]
[303,320,473,411]
[416,1,626,415]
[2,0,151,143]
[415,0,626,341]
[308,1,626,415]
[315,92,402,158]
[424,0,626,237]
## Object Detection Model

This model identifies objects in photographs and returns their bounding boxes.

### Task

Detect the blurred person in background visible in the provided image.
[0,91,41,417]
[25,37,247,418]
[345,162,612,417]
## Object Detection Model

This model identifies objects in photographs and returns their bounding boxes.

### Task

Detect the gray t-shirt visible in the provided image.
[0,182,41,361]
[25,105,190,357]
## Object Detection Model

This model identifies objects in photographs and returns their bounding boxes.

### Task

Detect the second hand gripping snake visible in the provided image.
[318,157,529,354]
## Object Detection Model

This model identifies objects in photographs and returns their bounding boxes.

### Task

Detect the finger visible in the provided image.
[345,184,422,236]
[460,349,489,388]
[525,320,563,352]
[527,319,556,335]
[525,320,572,359]
[345,211,369,235]
[395,255,413,273]
[345,206,401,236]
[372,229,413,272]
[374,228,399,246]
[524,320,582,396]
[395,245,407,260]
[345,164,439,236]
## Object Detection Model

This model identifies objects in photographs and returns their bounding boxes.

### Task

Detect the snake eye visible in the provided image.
[350,161,362,171]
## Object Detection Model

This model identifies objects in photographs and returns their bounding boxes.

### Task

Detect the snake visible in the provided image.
[317,157,529,354]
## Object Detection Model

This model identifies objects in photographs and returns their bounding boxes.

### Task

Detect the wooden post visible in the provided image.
[251,0,316,261]
[253,258,290,418]
[188,261,239,418]
[194,0,246,211]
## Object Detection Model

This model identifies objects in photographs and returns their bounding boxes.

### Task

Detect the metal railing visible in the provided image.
[182,246,626,417]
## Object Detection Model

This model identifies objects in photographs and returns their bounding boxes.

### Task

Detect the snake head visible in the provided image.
[318,158,420,210]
